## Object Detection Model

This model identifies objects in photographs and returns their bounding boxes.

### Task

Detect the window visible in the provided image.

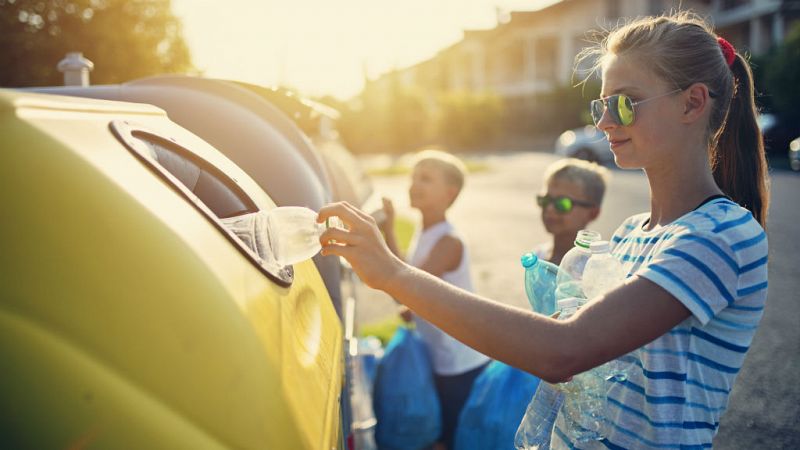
[110,120,293,286]
[534,36,558,81]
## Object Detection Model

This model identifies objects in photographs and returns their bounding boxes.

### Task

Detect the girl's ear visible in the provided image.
[682,83,711,123]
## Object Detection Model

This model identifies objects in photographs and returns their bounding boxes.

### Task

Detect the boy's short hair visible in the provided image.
[544,158,610,206]
[412,149,468,194]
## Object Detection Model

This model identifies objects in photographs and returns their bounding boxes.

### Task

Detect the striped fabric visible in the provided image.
[551,197,768,449]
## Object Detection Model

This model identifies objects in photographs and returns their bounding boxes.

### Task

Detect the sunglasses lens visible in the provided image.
[536,195,547,208]
[592,94,636,126]
[605,95,622,126]
[555,197,573,213]
[590,100,604,125]
[617,94,634,126]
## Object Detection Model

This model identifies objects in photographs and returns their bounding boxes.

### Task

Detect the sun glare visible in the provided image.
[172,0,554,99]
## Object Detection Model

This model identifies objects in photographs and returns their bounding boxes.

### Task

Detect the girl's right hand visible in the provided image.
[317,202,405,291]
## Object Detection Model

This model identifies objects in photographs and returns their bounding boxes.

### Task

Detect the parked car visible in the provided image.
[789,136,800,171]
[554,125,612,164]
[0,89,344,448]
[758,112,799,156]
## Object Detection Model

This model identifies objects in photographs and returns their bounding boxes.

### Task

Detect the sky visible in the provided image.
[171,0,557,100]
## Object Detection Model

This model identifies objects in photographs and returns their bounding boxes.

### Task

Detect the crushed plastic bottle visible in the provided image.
[551,231,609,444]
[553,297,608,443]
[266,206,343,266]
[514,381,564,450]
[521,252,560,316]
[516,233,618,448]
[514,298,582,449]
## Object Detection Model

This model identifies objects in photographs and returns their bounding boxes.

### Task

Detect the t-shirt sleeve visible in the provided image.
[637,230,738,325]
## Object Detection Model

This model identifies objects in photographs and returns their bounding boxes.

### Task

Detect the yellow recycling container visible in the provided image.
[0,89,343,449]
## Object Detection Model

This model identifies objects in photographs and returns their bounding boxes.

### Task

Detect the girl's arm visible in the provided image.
[319,202,690,382]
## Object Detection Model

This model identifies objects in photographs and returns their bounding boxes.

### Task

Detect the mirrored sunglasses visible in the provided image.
[590,89,682,127]
[536,195,594,214]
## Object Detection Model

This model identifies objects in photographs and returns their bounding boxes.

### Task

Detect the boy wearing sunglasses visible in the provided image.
[534,158,610,265]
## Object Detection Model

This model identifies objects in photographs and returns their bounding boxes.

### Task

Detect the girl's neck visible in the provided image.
[644,146,723,229]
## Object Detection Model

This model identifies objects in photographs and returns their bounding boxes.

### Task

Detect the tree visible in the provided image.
[0,0,193,87]
[437,91,503,150]
[762,22,800,125]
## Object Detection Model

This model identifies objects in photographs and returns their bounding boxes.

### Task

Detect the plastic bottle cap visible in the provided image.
[590,240,611,254]
[557,297,580,309]
[521,252,538,268]
[574,229,601,248]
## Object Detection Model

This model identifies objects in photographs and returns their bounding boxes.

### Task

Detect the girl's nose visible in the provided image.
[596,107,618,132]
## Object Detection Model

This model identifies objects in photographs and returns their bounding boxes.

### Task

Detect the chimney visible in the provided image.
[57,52,94,86]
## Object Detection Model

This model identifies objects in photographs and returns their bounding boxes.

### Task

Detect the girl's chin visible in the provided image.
[609,151,639,170]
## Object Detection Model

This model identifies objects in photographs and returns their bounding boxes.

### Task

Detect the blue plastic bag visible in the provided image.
[373,327,441,450]
[454,361,541,450]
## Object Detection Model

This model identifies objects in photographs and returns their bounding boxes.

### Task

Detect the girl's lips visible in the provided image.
[609,138,630,149]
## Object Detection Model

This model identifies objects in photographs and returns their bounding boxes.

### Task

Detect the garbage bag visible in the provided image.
[373,327,441,450]
[454,361,541,450]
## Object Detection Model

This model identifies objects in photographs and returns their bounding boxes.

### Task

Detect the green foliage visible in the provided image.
[358,315,408,347]
[336,82,507,154]
[392,214,416,256]
[437,91,503,149]
[761,23,800,123]
[504,81,600,136]
[337,81,434,154]
[0,0,193,87]
[389,88,431,151]
[335,78,601,154]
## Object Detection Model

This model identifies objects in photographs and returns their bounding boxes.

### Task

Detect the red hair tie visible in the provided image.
[718,37,736,67]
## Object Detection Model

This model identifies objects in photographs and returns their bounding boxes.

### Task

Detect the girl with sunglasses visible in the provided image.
[319,11,768,449]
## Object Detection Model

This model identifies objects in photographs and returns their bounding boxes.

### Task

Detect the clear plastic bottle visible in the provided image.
[521,252,560,316]
[582,241,626,300]
[513,298,580,449]
[555,230,602,304]
[514,381,564,450]
[582,240,635,384]
[556,297,580,318]
[558,373,606,443]
[552,232,609,444]
[266,206,342,266]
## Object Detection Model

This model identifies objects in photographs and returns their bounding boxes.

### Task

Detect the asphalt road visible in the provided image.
[354,151,800,449]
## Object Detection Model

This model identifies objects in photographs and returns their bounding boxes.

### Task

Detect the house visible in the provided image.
[369,0,798,103]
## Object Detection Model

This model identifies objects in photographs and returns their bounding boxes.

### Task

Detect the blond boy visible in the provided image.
[378,149,489,450]
[534,158,610,264]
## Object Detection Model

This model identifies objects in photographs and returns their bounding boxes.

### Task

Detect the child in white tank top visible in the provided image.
[377,150,489,450]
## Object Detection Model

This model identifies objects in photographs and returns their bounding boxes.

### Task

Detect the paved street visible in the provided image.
[354,151,800,449]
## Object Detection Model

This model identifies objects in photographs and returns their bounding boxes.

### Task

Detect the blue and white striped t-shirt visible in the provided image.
[552,197,768,449]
